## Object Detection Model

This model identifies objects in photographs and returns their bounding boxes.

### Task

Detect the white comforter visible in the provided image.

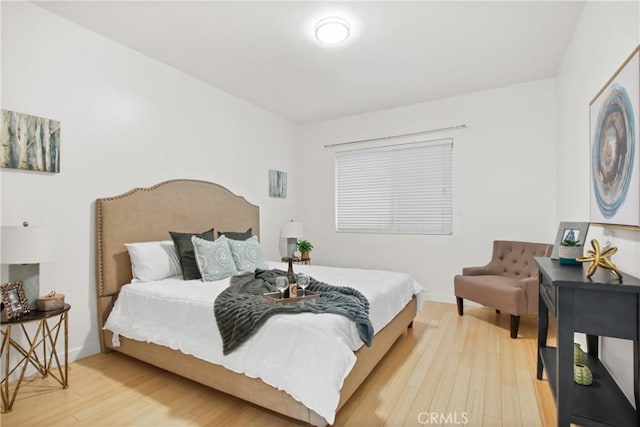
[104,262,425,424]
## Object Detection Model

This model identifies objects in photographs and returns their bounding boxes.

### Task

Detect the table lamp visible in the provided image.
[1,222,53,310]
[280,220,303,258]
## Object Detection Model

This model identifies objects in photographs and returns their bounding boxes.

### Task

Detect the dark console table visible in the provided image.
[535,257,640,426]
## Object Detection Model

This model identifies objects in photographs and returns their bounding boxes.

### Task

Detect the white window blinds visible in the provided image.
[335,139,453,235]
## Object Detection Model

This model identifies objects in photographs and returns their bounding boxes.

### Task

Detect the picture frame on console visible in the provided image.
[550,221,590,260]
[1,281,30,319]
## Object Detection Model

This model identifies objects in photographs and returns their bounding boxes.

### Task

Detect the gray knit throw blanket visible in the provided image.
[214,269,374,355]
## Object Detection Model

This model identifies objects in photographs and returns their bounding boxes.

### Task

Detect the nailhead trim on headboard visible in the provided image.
[95,179,261,353]
[96,179,260,297]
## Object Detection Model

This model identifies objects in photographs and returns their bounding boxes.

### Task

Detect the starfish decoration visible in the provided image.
[577,239,622,281]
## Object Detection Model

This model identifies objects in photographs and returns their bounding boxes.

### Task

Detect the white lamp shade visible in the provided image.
[280,221,304,238]
[1,226,54,264]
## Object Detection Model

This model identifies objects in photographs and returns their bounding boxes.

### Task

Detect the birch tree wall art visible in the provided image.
[1,109,61,173]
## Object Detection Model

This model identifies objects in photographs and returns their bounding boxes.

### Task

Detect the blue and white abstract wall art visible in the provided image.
[590,46,639,226]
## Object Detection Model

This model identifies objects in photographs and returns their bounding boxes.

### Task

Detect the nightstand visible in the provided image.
[1,304,70,412]
[281,257,311,265]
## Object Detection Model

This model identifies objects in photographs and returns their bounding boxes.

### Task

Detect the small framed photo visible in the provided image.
[551,222,590,259]
[1,281,30,319]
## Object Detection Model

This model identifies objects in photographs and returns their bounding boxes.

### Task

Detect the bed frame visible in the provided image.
[95,179,416,426]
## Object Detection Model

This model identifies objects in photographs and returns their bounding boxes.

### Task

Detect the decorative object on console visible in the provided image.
[589,45,639,227]
[574,363,593,386]
[280,220,303,258]
[1,281,30,319]
[558,239,583,265]
[573,343,587,365]
[1,222,54,310]
[0,109,61,173]
[551,221,590,260]
[269,169,287,198]
[296,240,314,260]
[577,239,622,280]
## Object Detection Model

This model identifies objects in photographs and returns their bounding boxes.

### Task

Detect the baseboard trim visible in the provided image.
[422,293,456,304]
[423,293,483,307]
[68,343,101,362]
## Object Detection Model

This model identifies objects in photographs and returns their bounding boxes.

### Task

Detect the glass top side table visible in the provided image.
[1,304,70,412]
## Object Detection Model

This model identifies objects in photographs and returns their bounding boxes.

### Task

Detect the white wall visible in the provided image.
[556,0,640,407]
[0,2,299,361]
[299,78,557,302]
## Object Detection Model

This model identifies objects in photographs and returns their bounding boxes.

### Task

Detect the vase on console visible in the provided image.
[574,343,586,364]
[574,363,593,386]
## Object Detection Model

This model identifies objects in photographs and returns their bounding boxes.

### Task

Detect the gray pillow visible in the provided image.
[169,229,214,280]
[217,228,253,241]
[192,236,238,281]
[226,235,268,272]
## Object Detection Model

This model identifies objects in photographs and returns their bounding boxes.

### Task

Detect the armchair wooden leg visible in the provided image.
[456,297,463,316]
[510,315,520,338]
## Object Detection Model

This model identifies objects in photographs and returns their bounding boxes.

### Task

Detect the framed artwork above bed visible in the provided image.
[269,169,287,198]
[589,45,640,228]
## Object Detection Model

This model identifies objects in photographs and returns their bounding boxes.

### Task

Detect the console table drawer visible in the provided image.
[574,290,638,340]
[540,280,556,315]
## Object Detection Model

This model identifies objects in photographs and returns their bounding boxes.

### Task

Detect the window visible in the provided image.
[335,139,453,235]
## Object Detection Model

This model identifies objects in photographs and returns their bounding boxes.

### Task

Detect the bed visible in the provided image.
[95,179,422,425]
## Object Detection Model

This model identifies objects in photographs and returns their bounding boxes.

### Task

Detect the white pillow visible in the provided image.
[226,235,268,272]
[192,235,239,281]
[125,240,182,282]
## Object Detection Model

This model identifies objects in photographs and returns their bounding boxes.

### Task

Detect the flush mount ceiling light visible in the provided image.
[315,17,350,44]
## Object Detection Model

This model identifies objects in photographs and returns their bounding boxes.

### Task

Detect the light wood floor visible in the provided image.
[1,301,556,426]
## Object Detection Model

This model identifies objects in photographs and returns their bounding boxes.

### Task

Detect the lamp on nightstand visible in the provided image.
[280,220,303,259]
[1,222,53,310]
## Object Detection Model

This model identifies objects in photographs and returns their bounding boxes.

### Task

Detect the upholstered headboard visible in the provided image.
[95,179,259,351]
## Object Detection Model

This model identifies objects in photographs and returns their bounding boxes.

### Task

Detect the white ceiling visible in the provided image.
[35,1,585,124]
